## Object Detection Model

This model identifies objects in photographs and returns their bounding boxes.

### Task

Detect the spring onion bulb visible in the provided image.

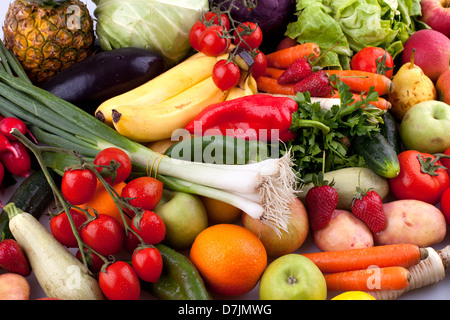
[0,70,299,233]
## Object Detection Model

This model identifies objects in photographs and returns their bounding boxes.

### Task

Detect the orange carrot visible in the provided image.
[266,43,321,69]
[326,92,392,110]
[263,67,284,80]
[256,76,295,95]
[324,266,411,292]
[303,244,427,274]
[325,69,393,96]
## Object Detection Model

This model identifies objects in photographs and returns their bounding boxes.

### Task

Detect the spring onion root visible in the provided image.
[367,245,449,300]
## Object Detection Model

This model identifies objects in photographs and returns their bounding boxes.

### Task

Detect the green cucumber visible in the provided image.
[0,169,59,239]
[144,244,211,300]
[353,132,400,179]
[380,111,402,154]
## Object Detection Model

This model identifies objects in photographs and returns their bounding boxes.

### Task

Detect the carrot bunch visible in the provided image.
[302,244,428,293]
[256,42,394,110]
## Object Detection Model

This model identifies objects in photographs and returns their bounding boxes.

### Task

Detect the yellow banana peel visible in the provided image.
[225,72,258,101]
[95,54,218,126]
[112,76,227,142]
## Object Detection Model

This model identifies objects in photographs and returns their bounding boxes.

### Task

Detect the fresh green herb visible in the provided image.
[286,80,385,183]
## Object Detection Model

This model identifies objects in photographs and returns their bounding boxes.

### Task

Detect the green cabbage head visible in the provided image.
[93,0,209,66]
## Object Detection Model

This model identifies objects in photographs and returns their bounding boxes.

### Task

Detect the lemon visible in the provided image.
[331,291,376,300]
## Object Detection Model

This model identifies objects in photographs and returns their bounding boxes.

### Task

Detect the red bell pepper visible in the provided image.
[184,94,298,142]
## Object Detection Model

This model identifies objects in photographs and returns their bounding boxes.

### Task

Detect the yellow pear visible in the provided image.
[388,49,436,120]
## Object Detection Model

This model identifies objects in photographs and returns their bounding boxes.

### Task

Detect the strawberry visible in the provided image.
[277,58,313,85]
[305,173,339,231]
[0,239,31,276]
[293,70,332,97]
[351,188,386,233]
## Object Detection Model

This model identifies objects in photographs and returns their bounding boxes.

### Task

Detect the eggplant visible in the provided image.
[41,47,166,112]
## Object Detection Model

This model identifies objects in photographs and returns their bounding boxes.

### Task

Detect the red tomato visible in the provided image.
[251,50,267,79]
[61,168,97,205]
[233,22,263,50]
[94,147,132,185]
[189,20,207,51]
[121,176,163,211]
[440,188,450,225]
[123,230,140,254]
[81,214,124,256]
[198,25,230,56]
[212,59,240,91]
[50,209,87,248]
[99,261,141,300]
[389,150,450,204]
[132,246,163,283]
[440,147,450,172]
[76,248,104,274]
[350,47,394,79]
[204,12,230,31]
[131,210,166,245]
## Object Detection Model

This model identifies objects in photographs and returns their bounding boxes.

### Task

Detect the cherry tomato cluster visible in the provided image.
[189,11,267,91]
[54,147,167,300]
[0,115,33,183]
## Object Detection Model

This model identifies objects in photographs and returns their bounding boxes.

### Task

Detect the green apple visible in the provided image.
[400,100,450,154]
[153,189,208,250]
[259,254,327,300]
[241,198,309,258]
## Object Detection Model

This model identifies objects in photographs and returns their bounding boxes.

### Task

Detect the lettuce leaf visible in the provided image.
[285,0,424,69]
[93,0,209,67]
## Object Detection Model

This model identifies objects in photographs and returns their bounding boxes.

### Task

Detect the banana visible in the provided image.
[112,76,227,142]
[225,72,258,101]
[95,53,218,126]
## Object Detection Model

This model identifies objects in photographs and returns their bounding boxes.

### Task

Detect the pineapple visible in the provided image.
[3,0,95,84]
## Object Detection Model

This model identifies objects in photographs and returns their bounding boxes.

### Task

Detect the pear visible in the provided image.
[388,49,436,120]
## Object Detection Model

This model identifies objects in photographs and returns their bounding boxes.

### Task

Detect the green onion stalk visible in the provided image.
[0,45,299,233]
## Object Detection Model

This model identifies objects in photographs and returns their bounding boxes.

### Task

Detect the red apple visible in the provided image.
[436,69,450,104]
[401,29,450,82]
[241,197,309,258]
[420,0,450,38]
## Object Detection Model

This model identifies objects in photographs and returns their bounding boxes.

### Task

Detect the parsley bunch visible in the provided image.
[285,80,385,183]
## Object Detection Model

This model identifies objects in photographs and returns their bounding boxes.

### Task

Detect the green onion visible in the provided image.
[0,61,299,233]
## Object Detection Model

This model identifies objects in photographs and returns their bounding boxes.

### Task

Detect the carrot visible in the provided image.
[263,67,284,80]
[325,69,394,96]
[265,42,321,69]
[302,244,427,274]
[256,76,296,95]
[324,266,411,292]
[326,92,392,110]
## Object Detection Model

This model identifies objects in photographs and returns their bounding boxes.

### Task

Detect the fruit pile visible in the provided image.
[0,0,450,303]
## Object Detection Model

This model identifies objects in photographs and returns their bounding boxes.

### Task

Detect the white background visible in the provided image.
[0,0,449,301]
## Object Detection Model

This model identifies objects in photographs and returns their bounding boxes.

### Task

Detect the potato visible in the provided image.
[374,200,447,247]
[0,273,31,300]
[313,209,374,252]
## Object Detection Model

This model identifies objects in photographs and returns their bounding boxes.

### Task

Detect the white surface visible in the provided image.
[0,0,449,301]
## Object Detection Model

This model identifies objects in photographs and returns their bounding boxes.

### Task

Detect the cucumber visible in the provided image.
[0,169,59,239]
[353,132,400,178]
[380,111,402,154]
[298,167,390,211]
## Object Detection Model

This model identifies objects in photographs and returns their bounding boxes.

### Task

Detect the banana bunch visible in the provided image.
[95,51,257,143]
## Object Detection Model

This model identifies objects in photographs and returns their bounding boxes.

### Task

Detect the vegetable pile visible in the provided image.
[0,0,449,303]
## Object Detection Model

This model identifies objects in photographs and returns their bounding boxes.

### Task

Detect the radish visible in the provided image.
[0,141,31,177]
[0,117,36,143]
[0,133,19,157]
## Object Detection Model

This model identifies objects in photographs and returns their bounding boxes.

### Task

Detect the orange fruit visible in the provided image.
[190,223,267,296]
[80,179,130,228]
[201,197,242,224]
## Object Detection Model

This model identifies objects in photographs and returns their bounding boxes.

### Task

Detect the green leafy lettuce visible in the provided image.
[93,0,209,67]
[285,0,426,69]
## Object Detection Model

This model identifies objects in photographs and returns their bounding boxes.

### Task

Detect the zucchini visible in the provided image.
[380,111,402,154]
[4,202,104,300]
[298,167,390,211]
[0,169,59,239]
[41,47,166,112]
[144,244,211,300]
[353,132,400,178]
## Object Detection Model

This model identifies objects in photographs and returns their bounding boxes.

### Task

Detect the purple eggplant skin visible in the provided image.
[41,47,166,112]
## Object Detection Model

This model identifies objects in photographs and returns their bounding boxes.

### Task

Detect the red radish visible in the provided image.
[0,141,31,177]
[0,117,37,143]
[0,133,19,158]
